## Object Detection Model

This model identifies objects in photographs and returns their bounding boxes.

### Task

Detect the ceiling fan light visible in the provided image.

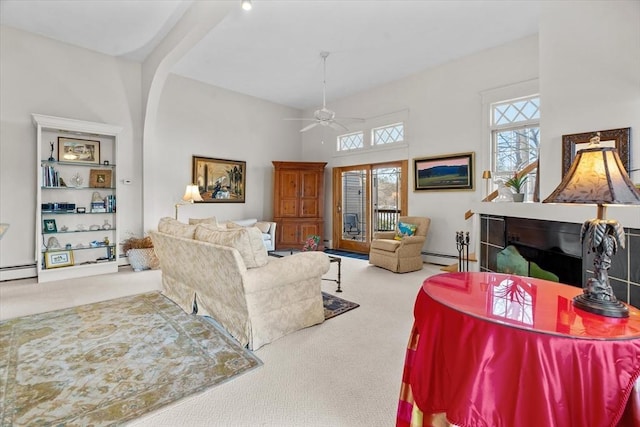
[241,0,252,11]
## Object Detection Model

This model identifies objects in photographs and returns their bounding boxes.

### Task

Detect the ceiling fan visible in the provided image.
[286,51,364,133]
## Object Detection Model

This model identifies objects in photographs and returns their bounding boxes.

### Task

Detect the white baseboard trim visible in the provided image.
[0,264,37,281]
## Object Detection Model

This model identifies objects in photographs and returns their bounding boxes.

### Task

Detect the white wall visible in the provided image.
[0,26,143,270]
[146,73,304,228]
[303,35,540,258]
[539,0,640,196]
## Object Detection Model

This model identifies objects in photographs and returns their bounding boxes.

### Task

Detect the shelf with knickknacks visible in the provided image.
[34,113,122,282]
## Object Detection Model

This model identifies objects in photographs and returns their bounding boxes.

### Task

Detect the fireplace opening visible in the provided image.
[503,217,583,288]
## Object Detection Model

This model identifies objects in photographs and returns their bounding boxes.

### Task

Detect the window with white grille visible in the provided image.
[490,96,540,198]
[373,123,404,145]
[337,132,364,151]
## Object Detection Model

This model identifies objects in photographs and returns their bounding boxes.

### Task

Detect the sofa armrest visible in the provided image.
[244,251,330,293]
[266,221,277,250]
[373,231,396,240]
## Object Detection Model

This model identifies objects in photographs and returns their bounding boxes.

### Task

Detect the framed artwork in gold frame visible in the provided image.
[89,169,112,188]
[58,137,100,164]
[192,156,245,203]
[44,250,74,269]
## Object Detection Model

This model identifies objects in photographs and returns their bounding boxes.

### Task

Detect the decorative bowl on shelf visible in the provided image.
[70,173,83,187]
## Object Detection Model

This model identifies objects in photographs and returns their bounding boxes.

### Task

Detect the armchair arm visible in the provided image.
[373,231,396,240]
[396,235,426,256]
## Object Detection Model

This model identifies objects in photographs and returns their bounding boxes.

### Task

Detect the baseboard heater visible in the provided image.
[421,251,464,267]
[0,263,37,281]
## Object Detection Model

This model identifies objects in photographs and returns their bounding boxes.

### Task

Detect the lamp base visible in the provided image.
[573,294,629,318]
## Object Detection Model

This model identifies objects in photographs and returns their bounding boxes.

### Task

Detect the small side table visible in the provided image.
[324,255,342,292]
[268,249,342,292]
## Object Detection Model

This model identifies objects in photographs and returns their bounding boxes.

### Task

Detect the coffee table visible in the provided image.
[268,249,342,292]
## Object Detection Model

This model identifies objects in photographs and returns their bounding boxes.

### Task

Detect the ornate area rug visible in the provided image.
[0,292,261,426]
[323,292,360,320]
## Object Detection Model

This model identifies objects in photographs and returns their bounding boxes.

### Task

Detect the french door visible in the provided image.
[332,161,408,253]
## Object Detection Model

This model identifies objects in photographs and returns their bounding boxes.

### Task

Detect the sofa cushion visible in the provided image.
[188,217,221,227]
[371,238,401,252]
[158,217,197,239]
[394,221,417,241]
[228,220,271,235]
[195,224,268,268]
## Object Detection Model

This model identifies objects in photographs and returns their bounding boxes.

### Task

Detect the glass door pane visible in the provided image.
[338,168,368,251]
[372,167,401,233]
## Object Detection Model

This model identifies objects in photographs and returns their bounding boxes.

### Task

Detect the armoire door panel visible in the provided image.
[301,171,319,199]
[301,223,321,241]
[301,200,319,217]
[279,222,299,246]
[280,171,299,199]
[280,200,298,217]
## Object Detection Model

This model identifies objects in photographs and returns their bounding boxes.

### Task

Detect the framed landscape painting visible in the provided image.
[414,152,474,191]
[192,156,246,203]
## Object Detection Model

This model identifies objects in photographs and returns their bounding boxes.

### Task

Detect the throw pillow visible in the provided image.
[394,222,417,241]
[195,224,268,268]
[188,217,219,226]
[254,221,271,234]
[158,217,197,239]
[226,222,242,229]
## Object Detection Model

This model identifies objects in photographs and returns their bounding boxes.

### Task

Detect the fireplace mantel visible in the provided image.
[473,201,640,229]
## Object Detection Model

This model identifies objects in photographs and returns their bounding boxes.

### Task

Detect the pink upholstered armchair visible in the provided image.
[369,216,431,273]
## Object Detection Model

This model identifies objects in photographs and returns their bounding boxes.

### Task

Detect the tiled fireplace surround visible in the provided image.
[477,206,640,309]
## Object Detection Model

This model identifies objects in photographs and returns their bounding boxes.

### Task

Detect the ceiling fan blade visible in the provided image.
[329,121,349,132]
[335,116,365,122]
[300,122,320,132]
[284,118,317,122]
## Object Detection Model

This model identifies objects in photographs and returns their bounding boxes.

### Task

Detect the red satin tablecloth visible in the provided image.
[397,272,640,427]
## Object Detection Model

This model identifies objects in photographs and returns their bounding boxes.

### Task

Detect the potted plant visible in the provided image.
[505,173,528,202]
[121,235,159,271]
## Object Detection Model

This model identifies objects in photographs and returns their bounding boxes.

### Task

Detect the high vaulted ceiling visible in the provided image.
[0,0,540,110]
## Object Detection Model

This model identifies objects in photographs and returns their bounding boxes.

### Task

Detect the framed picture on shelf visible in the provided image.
[43,219,57,233]
[89,169,112,188]
[413,152,475,191]
[562,128,630,177]
[192,156,246,203]
[44,250,74,269]
[58,137,100,164]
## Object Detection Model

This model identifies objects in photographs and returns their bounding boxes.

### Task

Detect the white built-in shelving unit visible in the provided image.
[33,114,122,283]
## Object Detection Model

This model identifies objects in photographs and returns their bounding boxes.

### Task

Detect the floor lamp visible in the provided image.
[543,132,640,317]
[482,170,492,200]
[175,184,203,220]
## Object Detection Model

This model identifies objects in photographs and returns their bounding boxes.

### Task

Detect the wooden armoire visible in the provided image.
[272,161,327,250]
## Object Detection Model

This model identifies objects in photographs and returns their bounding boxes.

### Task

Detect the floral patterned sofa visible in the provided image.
[150,217,329,350]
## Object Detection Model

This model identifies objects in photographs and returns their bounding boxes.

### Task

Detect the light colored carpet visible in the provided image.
[0,291,261,426]
[0,258,442,426]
